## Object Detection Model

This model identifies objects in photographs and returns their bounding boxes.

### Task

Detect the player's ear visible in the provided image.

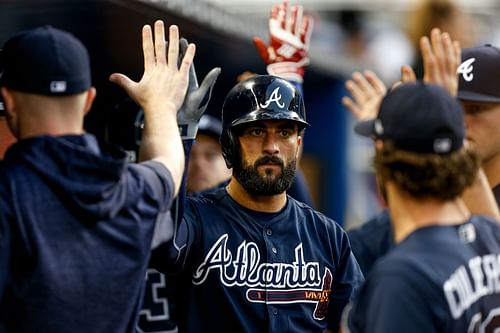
[83,87,96,115]
[1,87,16,117]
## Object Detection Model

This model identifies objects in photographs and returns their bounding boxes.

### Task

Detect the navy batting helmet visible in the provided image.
[220,75,309,168]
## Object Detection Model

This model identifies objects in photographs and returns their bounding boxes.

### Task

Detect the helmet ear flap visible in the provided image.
[220,129,234,169]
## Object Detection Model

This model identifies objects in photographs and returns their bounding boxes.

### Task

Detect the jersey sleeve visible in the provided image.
[132,160,176,212]
[0,212,10,301]
[149,139,201,273]
[346,267,437,333]
[0,170,11,301]
[328,228,364,331]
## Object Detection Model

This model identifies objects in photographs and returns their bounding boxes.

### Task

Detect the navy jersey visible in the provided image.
[344,215,500,333]
[153,188,364,333]
[0,135,174,333]
[347,210,393,276]
[137,269,178,333]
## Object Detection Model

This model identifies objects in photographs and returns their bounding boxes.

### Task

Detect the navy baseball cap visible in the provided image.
[0,26,91,96]
[354,83,464,154]
[457,45,500,103]
[197,114,223,140]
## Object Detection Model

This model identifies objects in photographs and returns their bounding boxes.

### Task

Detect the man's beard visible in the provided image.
[233,155,296,195]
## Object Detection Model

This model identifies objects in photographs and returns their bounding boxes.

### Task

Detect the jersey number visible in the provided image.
[468,307,500,333]
[137,269,177,333]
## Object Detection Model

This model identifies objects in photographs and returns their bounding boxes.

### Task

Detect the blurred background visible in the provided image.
[1,0,499,229]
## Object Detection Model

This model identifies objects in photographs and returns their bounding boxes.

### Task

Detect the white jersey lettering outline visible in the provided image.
[192,234,322,289]
[444,254,500,319]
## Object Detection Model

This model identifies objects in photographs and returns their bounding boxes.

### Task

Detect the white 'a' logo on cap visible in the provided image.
[457,58,475,82]
[260,87,285,108]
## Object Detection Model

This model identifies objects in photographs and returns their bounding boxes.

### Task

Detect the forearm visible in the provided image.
[139,103,185,196]
[462,168,500,220]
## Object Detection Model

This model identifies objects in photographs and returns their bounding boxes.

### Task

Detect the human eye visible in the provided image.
[249,128,264,136]
[279,128,296,138]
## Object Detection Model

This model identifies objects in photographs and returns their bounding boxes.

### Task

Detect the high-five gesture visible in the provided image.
[253,0,314,82]
[177,38,221,140]
[401,28,461,96]
[110,22,195,113]
[110,21,196,194]
[342,70,387,121]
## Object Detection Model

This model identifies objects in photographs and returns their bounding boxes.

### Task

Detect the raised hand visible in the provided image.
[109,21,195,192]
[400,28,461,97]
[109,22,195,115]
[253,0,314,82]
[342,70,387,121]
[177,38,221,140]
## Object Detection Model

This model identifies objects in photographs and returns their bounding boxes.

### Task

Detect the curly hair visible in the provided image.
[374,144,480,201]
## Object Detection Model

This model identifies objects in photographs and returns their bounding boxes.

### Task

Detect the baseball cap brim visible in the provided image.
[354,118,376,137]
[457,90,500,103]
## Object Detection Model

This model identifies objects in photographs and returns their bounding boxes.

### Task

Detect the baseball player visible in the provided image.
[187,114,231,194]
[150,74,364,333]
[252,0,316,208]
[343,29,500,275]
[342,82,500,333]
[0,21,193,332]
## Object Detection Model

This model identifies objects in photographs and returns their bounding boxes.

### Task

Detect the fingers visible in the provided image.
[352,71,377,98]
[453,40,461,67]
[400,65,417,83]
[178,43,196,79]
[292,5,303,36]
[342,96,362,119]
[154,21,166,66]
[253,37,270,63]
[302,15,314,49]
[142,25,155,73]
[442,32,456,75]
[277,1,287,30]
[109,73,135,97]
[420,35,438,83]
[344,70,387,121]
[345,78,365,104]
[167,25,180,70]
[184,40,198,90]
[179,38,190,68]
[364,70,387,95]
[197,67,222,108]
[199,67,222,91]
[430,28,445,73]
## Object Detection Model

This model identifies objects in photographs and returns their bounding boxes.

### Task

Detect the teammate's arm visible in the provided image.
[343,28,500,218]
[110,21,195,196]
[150,41,220,272]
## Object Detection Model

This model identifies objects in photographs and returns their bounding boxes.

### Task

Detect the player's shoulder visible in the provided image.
[470,214,500,230]
[287,195,345,230]
[348,210,392,237]
[187,186,227,207]
[469,214,500,242]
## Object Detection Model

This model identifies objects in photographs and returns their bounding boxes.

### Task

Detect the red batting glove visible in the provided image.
[253,1,314,83]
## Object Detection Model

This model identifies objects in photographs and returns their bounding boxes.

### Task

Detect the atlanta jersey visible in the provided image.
[344,215,500,333]
[153,188,364,333]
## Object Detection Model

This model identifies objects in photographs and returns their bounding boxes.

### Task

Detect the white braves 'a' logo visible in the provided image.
[457,58,475,82]
[260,87,285,108]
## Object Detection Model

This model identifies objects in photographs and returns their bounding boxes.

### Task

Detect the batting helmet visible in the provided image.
[220,75,309,168]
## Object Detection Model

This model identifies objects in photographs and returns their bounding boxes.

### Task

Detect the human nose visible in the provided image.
[262,133,280,155]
